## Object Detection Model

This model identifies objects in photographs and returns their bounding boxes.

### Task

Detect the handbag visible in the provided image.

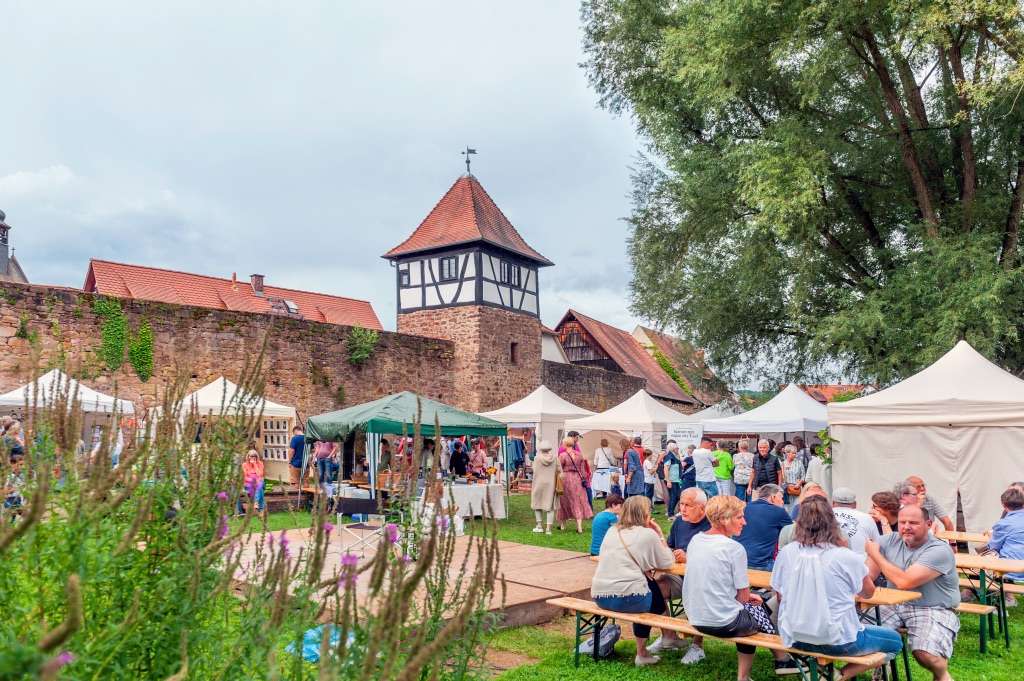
[554,469,564,495]
[579,622,621,659]
[786,482,802,497]
[567,452,590,489]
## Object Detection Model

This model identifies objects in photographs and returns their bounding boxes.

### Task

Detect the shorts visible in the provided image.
[695,606,772,654]
[660,574,683,599]
[878,605,959,659]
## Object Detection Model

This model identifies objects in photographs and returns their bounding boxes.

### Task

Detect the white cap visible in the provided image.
[538,440,553,452]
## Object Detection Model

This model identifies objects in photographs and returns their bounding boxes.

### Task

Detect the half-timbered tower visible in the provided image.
[383,174,552,411]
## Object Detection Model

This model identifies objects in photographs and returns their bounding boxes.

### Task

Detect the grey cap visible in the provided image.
[832,487,857,504]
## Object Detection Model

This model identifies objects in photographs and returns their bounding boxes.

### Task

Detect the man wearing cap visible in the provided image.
[692,436,719,499]
[832,487,880,554]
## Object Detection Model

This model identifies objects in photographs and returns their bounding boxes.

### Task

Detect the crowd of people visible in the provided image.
[589,470,1024,681]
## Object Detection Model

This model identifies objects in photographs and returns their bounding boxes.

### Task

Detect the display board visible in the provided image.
[667,422,703,450]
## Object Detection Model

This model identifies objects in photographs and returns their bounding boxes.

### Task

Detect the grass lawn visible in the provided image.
[467,492,673,552]
[229,509,313,533]
[489,605,1024,681]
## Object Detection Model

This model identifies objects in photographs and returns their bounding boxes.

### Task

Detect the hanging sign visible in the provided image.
[666,423,703,450]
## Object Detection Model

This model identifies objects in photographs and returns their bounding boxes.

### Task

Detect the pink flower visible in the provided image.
[341,552,359,568]
[217,514,229,540]
[436,515,450,531]
[215,491,228,502]
[339,552,359,588]
[401,554,413,564]
[385,523,400,544]
[279,532,292,558]
[55,651,75,667]
[324,521,335,535]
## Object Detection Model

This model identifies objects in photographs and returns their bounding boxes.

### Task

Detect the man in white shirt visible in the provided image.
[692,436,719,499]
[832,487,879,554]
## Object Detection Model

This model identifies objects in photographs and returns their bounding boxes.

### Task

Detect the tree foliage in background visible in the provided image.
[583,0,1024,384]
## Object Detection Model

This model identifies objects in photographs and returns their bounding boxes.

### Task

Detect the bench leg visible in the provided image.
[1000,578,1011,649]
[573,611,608,667]
[901,631,912,681]
[979,570,989,654]
[808,658,819,681]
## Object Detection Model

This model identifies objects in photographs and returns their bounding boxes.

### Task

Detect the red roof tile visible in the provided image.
[383,175,552,265]
[634,326,732,406]
[557,310,697,404]
[84,259,383,330]
[793,384,867,404]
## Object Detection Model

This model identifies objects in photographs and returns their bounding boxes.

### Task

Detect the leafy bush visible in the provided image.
[346,327,379,367]
[0,357,498,680]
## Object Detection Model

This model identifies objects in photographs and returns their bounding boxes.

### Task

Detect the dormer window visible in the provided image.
[500,261,521,287]
[439,256,457,281]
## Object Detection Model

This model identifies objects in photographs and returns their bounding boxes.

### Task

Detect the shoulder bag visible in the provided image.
[567,452,590,489]
[616,526,657,580]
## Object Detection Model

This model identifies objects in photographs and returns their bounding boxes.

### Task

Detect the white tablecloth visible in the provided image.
[441,483,506,519]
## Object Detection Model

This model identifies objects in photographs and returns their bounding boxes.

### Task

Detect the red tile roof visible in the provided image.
[383,175,553,265]
[794,384,867,404]
[634,326,732,406]
[557,310,697,404]
[84,259,383,330]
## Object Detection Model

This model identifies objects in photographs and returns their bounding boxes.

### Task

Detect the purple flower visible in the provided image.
[324,521,335,535]
[55,651,75,667]
[215,491,228,502]
[245,479,257,497]
[341,552,359,568]
[401,554,413,564]
[385,523,400,544]
[217,514,229,540]
[339,552,359,588]
[279,531,292,558]
[436,515,450,531]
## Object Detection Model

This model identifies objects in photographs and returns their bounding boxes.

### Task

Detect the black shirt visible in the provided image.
[752,453,781,487]
[667,515,711,552]
[450,449,470,476]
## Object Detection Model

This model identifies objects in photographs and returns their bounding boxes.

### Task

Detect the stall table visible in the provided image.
[441,483,506,519]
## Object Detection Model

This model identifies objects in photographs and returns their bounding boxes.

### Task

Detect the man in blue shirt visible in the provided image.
[989,486,1024,581]
[736,483,792,571]
[287,425,306,487]
[589,494,624,555]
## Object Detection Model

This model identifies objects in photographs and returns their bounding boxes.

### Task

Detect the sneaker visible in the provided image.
[774,657,800,675]
[544,528,552,535]
[531,525,544,533]
[634,654,660,667]
[648,636,688,654]
[680,645,706,665]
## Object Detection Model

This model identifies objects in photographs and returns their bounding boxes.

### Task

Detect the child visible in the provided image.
[590,494,624,555]
[3,454,24,518]
[238,448,266,515]
[609,471,623,498]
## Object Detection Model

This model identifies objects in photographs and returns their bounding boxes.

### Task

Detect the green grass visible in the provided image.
[228,509,313,533]
[467,493,673,552]
[489,599,1024,680]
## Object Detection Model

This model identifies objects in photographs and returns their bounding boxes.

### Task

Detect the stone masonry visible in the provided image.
[541,359,647,413]
[0,282,454,420]
[397,305,542,412]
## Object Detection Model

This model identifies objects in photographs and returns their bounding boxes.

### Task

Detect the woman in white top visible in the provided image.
[590,438,619,497]
[683,495,792,681]
[771,496,902,679]
[642,449,658,501]
[591,496,676,666]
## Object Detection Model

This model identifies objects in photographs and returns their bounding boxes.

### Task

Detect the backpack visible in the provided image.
[779,546,839,645]
[579,622,621,659]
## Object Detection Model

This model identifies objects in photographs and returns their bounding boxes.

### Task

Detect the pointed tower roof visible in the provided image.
[383,174,553,266]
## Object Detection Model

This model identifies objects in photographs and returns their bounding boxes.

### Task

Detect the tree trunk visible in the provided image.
[947,39,978,232]
[1002,132,1024,269]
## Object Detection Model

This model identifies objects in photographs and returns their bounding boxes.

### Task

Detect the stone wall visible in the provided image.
[541,360,646,413]
[398,305,542,412]
[0,282,455,420]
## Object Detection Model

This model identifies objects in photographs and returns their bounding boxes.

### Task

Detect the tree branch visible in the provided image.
[894,51,949,207]
[1002,131,1024,269]
[946,39,979,231]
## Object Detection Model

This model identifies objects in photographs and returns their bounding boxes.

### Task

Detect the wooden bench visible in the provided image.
[957,602,998,616]
[959,576,1024,595]
[546,596,886,681]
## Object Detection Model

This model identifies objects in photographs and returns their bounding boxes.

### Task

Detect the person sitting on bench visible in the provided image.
[590,496,677,667]
[772,496,902,680]
[865,504,959,681]
[683,495,796,680]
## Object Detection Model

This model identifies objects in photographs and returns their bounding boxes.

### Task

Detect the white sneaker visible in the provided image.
[531,525,544,533]
[634,654,660,667]
[648,636,688,653]
[680,645,706,665]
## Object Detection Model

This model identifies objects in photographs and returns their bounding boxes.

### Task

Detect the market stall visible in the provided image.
[178,376,297,481]
[563,389,688,448]
[829,341,1024,531]
[0,368,135,452]
[701,383,827,442]
[480,385,594,470]
[305,391,509,517]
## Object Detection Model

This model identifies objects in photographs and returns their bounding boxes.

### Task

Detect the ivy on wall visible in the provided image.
[128,319,154,382]
[93,298,155,381]
[346,327,380,366]
[652,348,694,396]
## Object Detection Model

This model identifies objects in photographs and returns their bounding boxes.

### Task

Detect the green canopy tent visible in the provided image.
[304,391,508,501]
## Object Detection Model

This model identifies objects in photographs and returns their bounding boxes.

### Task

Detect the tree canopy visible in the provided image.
[582,0,1024,383]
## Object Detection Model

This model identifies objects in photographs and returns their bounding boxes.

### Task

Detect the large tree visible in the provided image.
[583,0,1024,383]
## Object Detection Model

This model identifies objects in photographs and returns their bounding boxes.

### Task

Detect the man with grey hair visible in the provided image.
[832,486,880,554]
[747,438,782,498]
[737,483,793,571]
[649,486,710,663]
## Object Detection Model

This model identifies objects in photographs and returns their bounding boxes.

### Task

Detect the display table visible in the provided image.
[441,483,506,519]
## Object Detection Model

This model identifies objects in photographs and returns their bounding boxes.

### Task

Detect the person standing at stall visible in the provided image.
[558,437,594,533]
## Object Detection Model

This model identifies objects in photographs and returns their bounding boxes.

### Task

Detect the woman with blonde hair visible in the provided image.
[591,496,677,666]
[557,436,593,532]
[683,496,794,680]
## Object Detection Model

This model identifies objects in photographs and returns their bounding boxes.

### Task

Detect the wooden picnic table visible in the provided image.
[936,530,990,544]
[955,552,1024,652]
[955,553,1024,575]
[661,564,921,607]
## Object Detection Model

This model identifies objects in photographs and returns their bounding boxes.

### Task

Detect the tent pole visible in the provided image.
[366,431,378,501]
[501,434,509,516]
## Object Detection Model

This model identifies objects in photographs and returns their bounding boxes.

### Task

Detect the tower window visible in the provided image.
[439,256,457,281]
[399,268,410,287]
[510,341,519,364]
[500,261,521,287]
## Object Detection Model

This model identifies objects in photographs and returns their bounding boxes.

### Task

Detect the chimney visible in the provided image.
[0,210,9,275]
[250,273,265,295]
[231,272,238,291]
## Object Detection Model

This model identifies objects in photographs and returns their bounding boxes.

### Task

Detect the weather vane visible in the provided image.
[461,146,477,175]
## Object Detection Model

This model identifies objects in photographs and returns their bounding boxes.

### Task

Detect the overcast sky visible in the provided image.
[2,1,647,333]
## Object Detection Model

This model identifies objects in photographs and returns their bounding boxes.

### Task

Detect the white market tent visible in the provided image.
[0,368,134,414]
[564,389,688,446]
[702,383,827,434]
[829,340,1024,531]
[181,376,296,419]
[480,385,594,448]
[672,400,744,423]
